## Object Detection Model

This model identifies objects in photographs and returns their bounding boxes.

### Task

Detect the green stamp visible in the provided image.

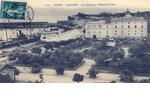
[0,1,27,20]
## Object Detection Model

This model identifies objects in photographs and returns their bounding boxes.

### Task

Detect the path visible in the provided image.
[16,58,150,83]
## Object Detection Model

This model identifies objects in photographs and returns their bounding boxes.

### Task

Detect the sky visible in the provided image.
[27,0,150,22]
[26,0,150,9]
[0,0,150,22]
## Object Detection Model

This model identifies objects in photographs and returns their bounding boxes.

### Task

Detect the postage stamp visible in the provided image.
[0,1,27,20]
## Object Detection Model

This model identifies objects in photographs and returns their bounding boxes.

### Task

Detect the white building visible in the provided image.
[40,29,82,42]
[85,9,148,39]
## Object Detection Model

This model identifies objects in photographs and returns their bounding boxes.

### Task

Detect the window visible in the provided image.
[93,31,96,34]
[115,33,117,35]
[128,22,130,24]
[128,25,130,28]
[128,30,130,32]
[135,33,136,35]
[135,25,137,28]
[99,31,101,35]
[87,31,91,34]
[2,70,7,75]
[98,25,102,28]
[141,30,143,32]
[141,25,143,28]
[121,25,123,28]
[87,31,91,36]
[87,25,91,29]
[115,25,117,29]
[135,30,136,32]
[128,33,130,36]
[106,31,109,34]
[115,30,117,32]
[93,25,96,28]
[141,33,143,36]
[42,37,46,39]
[107,25,109,28]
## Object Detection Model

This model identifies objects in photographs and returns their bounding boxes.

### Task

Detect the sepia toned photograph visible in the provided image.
[0,0,150,83]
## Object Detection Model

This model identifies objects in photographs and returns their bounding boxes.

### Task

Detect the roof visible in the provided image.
[0,64,15,71]
[0,64,6,70]
[104,58,113,62]
[0,22,58,29]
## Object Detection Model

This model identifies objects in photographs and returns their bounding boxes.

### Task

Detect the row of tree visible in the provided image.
[10,47,84,70]
[89,37,150,77]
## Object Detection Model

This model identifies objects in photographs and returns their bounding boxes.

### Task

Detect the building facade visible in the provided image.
[0,64,16,83]
[85,10,148,39]
[41,29,82,42]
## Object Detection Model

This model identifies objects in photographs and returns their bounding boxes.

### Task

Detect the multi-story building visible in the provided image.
[85,9,148,39]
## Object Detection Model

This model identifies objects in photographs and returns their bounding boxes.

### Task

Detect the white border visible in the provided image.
[0,83,150,93]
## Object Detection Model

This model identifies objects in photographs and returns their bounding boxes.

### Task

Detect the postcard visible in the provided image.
[0,0,149,83]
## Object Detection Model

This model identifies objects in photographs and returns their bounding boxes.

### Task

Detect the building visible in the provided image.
[0,22,58,41]
[68,13,88,28]
[85,9,148,39]
[0,64,16,83]
[41,29,82,42]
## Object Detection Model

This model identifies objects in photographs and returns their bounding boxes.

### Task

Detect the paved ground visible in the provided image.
[15,59,150,83]
[1,42,149,83]
[122,47,129,58]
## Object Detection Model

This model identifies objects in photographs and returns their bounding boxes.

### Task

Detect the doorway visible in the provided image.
[93,35,97,39]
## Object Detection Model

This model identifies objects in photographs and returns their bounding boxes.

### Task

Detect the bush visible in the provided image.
[72,73,84,83]
[88,69,97,78]
[119,70,135,83]
[55,67,64,75]
[44,43,53,50]
[111,81,116,83]
[138,79,150,83]
[14,68,20,75]
[31,64,42,73]
[31,67,42,73]
[31,47,42,54]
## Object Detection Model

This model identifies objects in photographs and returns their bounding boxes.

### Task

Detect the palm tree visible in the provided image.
[119,69,135,83]
[87,69,97,78]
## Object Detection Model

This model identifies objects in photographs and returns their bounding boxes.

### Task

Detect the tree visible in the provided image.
[87,69,97,78]
[129,41,148,57]
[31,47,42,54]
[31,63,42,73]
[119,69,135,83]
[55,66,65,75]
[17,53,31,64]
[113,51,124,60]
[14,68,20,75]
[28,55,45,65]
[72,73,84,83]
[44,43,53,50]
[94,55,105,66]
